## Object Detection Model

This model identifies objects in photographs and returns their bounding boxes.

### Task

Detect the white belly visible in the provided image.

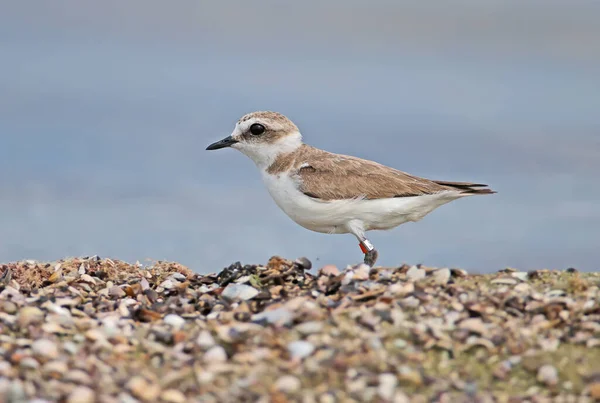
[261,172,464,234]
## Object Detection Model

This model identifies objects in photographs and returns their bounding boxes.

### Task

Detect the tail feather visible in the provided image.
[434,180,497,195]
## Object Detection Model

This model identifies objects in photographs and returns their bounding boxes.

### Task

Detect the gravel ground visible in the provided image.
[0,256,598,403]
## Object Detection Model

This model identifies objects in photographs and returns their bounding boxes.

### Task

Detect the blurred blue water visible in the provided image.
[1,1,599,272]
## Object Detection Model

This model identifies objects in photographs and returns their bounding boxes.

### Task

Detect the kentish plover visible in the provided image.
[206,111,495,266]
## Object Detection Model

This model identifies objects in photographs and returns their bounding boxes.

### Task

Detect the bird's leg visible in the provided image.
[359,238,379,267]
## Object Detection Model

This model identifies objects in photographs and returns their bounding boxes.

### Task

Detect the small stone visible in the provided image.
[287,341,315,359]
[64,370,93,385]
[353,264,370,281]
[108,286,126,298]
[589,382,600,400]
[537,365,558,387]
[493,360,512,380]
[406,266,426,281]
[196,331,216,349]
[539,337,560,352]
[295,257,312,271]
[41,322,68,336]
[203,346,227,362]
[31,339,59,361]
[398,366,423,387]
[17,307,44,327]
[388,282,414,297]
[459,318,488,336]
[511,272,529,281]
[126,376,161,401]
[67,386,95,403]
[80,274,96,284]
[491,278,518,285]
[514,283,530,293]
[393,391,410,403]
[160,389,187,403]
[163,314,185,329]
[295,321,323,335]
[42,360,68,378]
[394,339,408,349]
[140,277,150,290]
[170,272,187,282]
[450,268,468,278]
[319,265,340,277]
[0,301,17,314]
[19,357,39,370]
[432,268,451,285]
[377,373,397,401]
[221,284,259,301]
[274,375,301,393]
[400,296,420,308]
[252,308,294,326]
[234,275,251,284]
[159,279,175,289]
[319,394,335,403]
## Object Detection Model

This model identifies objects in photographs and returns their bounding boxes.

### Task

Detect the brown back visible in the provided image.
[267,145,495,200]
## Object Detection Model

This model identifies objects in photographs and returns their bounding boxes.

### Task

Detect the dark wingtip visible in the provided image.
[462,188,497,195]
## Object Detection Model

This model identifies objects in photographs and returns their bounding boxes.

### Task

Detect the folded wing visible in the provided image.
[289,146,495,201]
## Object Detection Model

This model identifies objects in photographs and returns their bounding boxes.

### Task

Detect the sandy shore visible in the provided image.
[0,256,598,402]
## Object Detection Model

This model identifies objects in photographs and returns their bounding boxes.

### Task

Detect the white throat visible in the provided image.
[234,131,303,170]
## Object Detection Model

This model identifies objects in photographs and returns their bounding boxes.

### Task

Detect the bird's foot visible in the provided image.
[359,239,378,267]
[363,249,379,267]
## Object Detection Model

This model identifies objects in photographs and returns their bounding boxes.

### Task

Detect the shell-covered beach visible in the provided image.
[0,256,599,402]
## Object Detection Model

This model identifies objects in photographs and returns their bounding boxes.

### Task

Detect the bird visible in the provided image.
[206,111,496,267]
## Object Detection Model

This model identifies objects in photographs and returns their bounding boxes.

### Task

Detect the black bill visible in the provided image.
[206,135,239,150]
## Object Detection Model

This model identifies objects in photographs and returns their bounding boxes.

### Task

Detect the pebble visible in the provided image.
[252,307,294,326]
[295,321,324,335]
[432,268,451,285]
[42,360,68,378]
[126,376,161,401]
[318,265,340,277]
[64,370,93,385]
[491,278,518,285]
[388,282,414,297]
[17,306,44,327]
[196,330,216,349]
[393,391,411,403]
[397,366,423,387]
[287,341,315,359]
[108,286,126,298]
[406,266,426,281]
[160,389,187,403]
[589,382,600,400]
[19,357,39,370]
[352,264,370,281]
[511,272,529,281]
[458,318,488,336]
[221,284,259,300]
[66,386,95,403]
[163,314,186,329]
[203,346,228,362]
[160,279,177,290]
[377,373,397,401]
[537,364,558,386]
[400,296,420,308]
[274,375,301,393]
[31,339,59,361]
[450,268,468,277]
[295,257,312,271]
[0,301,17,314]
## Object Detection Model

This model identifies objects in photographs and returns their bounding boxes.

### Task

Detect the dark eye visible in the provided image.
[250,123,265,135]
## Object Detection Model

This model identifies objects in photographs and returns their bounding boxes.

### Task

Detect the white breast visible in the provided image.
[261,172,464,234]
